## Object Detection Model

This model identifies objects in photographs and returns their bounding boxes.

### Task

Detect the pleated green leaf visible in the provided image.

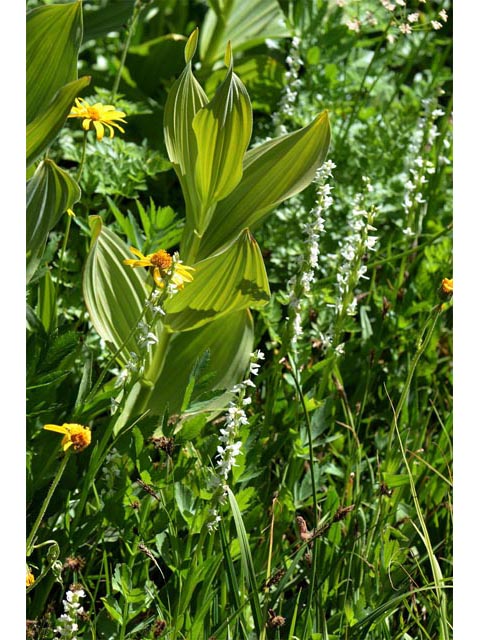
[26,76,91,168]
[83,217,153,366]
[164,229,270,332]
[192,42,252,233]
[26,159,81,281]
[163,30,208,231]
[196,110,331,259]
[27,1,83,124]
[145,310,254,414]
[200,0,291,65]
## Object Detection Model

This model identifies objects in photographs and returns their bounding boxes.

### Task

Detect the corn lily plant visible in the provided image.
[82,29,331,417]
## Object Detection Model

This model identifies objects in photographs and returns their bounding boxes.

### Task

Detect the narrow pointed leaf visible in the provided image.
[164,229,270,332]
[197,110,331,258]
[83,217,154,366]
[27,76,91,168]
[192,49,252,231]
[26,159,81,281]
[27,0,83,124]
[145,310,254,414]
[227,487,263,635]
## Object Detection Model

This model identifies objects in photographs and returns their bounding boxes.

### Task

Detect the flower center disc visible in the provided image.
[150,250,173,272]
[87,107,101,121]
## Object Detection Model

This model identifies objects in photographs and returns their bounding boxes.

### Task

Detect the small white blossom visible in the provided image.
[346,18,361,33]
[431,20,442,30]
[55,586,85,639]
[399,23,412,35]
[407,12,419,23]
[439,9,448,22]
[335,343,345,356]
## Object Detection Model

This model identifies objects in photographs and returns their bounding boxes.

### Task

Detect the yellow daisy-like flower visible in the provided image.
[124,247,195,289]
[26,567,35,588]
[441,277,453,295]
[43,423,92,452]
[68,97,127,141]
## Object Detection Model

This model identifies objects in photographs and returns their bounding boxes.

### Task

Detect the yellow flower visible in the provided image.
[68,97,127,141]
[124,247,195,289]
[26,567,35,587]
[43,423,92,452]
[441,278,453,295]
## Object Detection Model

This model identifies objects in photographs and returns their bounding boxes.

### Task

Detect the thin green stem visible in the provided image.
[386,304,443,454]
[27,450,72,555]
[111,1,143,102]
[287,354,321,638]
[56,132,87,288]
[56,212,73,290]
[77,131,88,183]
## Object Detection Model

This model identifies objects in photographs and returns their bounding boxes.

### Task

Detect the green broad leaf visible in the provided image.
[83,0,135,41]
[26,75,91,168]
[200,0,291,65]
[26,159,80,281]
[196,110,331,259]
[145,310,254,414]
[27,0,83,124]
[205,54,285,114]
[163,37,208,232]
[192,44,252,233]
[164,229,270,332]
[82,217,154,366]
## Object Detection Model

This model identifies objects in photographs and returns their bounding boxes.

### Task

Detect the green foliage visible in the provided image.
[26,159,80,281]
[26,1,91,166]
[26,1,452,639]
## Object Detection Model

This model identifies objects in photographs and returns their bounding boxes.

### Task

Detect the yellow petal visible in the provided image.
[44,424,68,434]
[104,122,115,138]
[93,120,104,141]
[129,246,145,258]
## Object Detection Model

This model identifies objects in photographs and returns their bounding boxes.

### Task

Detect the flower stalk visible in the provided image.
[27,450,71,556]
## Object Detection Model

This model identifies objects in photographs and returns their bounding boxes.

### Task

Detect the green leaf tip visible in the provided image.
[88,214,103,246]
[224,41,232,68]
[185,28,199,64]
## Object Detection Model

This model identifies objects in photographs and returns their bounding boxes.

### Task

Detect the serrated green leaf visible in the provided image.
[26,159,80,282]
[26,76,91,168]
[191,53,252,233]
[82,217,154,366]
[145,310,254,414]
[196,110,331,258]
[101,595,124,624]
[164,229,270,332]
[27,1,83,124]
[200,0,291,64]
